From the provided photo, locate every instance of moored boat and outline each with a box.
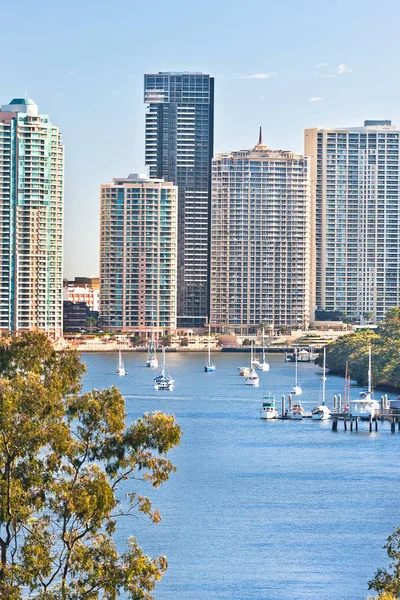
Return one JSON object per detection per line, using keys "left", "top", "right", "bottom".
{"left": 311, "top": 347, "right": 331, "bottom": 420}
{"left": 116, "top": 350, "right": 127, "bottom": 376}
{"left": 289, "top": 402, "right": 304, "bottom": 420}
{"left": 291, "top": 348, "right": 302, "bottom": 395}
{"left": 256, "top": 329, "right": 269, "bottom": 371}
{"left": 260, "top": 393, "right": 279, "bottom": 419}
{"left": 246, "top": 368, "right": 259, "bottom": 387}
{"left": 349, "top": 347, "right": 379, "bottom": 419}
{"left": 154, "top": 348, "right": 174, "bottom": 391}
{"left": 204, "top": 325, "right": 216, "bottom": 372}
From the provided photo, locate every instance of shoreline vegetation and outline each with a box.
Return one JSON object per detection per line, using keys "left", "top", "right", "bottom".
{"left": 316, "top": 308, "right": 400, "bottom": 393}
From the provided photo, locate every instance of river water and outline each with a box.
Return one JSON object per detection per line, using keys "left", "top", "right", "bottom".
{"left": 81, "top": 352, "right": 400, "bottom": 600}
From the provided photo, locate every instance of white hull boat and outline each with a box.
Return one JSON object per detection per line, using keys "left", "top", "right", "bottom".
{"left": 311, "top": 405, "right": 331, "bottom": 420}
{"left": 154, "top": 349, "right": 174, "bottom": 391}
{"left": 204, "top": 325, "right": 216, "bottom": 372}
{"left": 260, "top": 393, "right": 279, "bottom": 419}
{"left": 289, "top": 402, "right": 304, "bottom": 420}
{"left": 116, "top": 350, "right": 127, "bottom": 376}
{"left": 246, "top": 368, "right": 259, "bottom": 387}
{"left": 256, "top": 329, "right": 270, "bottom": 371}
{"left": 311, "top": 347, "right": 331, "bottom": 421}
{"left": 146, "top": 339, "right": 158, "bottom": 368}
{"left": 349, "top": 347, "right": 379, "bottom": 419}
{"left": 238, "top": 366, "right": 251, "bottom": 376}
{"left": 291, "top": 348, "right": 302, "bottom": 395}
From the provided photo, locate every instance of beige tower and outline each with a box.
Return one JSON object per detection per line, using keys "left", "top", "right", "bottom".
{"left": 211, "top": 130, "right": 311, "bottom": 333}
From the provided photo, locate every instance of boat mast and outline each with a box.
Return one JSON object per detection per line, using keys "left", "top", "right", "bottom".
{"left": 162, "top": 348, "right": 166, "bottom": 377}
{"left": 322, "top": 347, "right": 326, "bottom": 405}
{"left": 344, "top": 361, "right": 348, "bottom": 408}
{"left": 208, "top": 324, "right": 211, "bottom": 364}
{"left": 262, "top": 328, "right": 265, "bottom": 363}
{"left": 250, "top": 340, "right": 253, "bottom": 368}
{"left": 368, "top": 345, "right": 372, "bottom": 395}
{"left": 294, "top": 348, "right": 298, "bottom": 386}
{"left": 119, "top": 349, "right": 122, "bottom": 369}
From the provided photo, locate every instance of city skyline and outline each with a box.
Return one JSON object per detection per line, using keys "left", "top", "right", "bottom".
{"left": 1, "top": 0, "right": 398, "bottom": 278}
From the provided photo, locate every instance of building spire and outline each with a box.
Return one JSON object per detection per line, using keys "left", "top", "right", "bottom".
{"left": 254, "top": 126, "right": 268, "bottom": 151}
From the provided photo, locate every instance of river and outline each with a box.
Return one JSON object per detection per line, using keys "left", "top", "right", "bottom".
{"left": 81, "top": 352, "right": 400, "bottom": 600}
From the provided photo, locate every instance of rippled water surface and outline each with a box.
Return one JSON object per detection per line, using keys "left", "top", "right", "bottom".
{"left": 81, "top": 352, "right": 400, "bottom": 600}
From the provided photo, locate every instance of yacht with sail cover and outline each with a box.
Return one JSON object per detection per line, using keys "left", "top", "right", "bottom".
{"left": 146, "top": 340, "right": 158, "bottom": 368}
{"left": 116, "top": 350, "right": 127, "bottom": 376}
{"left": 204, "top": 325, "right": 216, "bottom": 372}
{"left": 154, "top": 348, "right": 174, "bottom": 391}
{"left": 245, "top": 341, "right": 260, "bottom": 387}
{"left": 291, "top": 348, "right": 302, "bottom": 395}
{"left": 349, "top": 346, "right": 379, "bottom": 419}
{"left": 312, "top": 347, "right": 331, "bottom": 420}
{"left": 260, "top": 393, "right": 279, "bottom": 419}
{"left": 256, "top": 329, "right": 270, "bottom": 371}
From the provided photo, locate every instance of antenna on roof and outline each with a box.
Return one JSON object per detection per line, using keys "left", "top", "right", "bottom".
{"left": 258, "top": 126, "right": 262, "bottom": 145}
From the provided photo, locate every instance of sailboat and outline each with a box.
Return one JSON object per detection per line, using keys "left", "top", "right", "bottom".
{"left": 349, "top": 346, "right": 379, "bottom": 419}
{"left": 343, "top": 361, "right": 350, "bottom": 413}
{"left": 291, "top": 348, "right": 302, "bottom": 395}
{"left": 116, "top": 350, "right": 127, "bottom": 376}
{"left": 146, "top": 339, "right": 158, "bottom": 368}
{"left": 312, "top": 347, "right": 331, "bottom": 420}
{"left": 154, "top": 348, "right": 174, "bottom": 391}
{"left": 245, "top": 341, "right": 259, "bottom": 387}
{"left": 204, "top": 325, "right": 216, "bottom": 372}
{"left": 256, "top": 329, "right": 269, "bottom": 371}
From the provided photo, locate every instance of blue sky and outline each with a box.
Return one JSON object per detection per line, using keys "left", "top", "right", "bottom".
{"left": 1, "top": 0, "right": 398, "bottom": 277}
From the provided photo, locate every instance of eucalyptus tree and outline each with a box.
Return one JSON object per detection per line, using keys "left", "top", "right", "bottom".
{"left": 0, "top": 332, "right": 181, "bottom": 599}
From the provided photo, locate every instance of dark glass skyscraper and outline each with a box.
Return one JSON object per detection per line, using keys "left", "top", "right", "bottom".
{"left": 144, "top": 72, "right": 214, "bottom": 327}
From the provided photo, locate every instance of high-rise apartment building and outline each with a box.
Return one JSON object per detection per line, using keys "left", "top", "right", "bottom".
{"left": 210, "top": 133, "right": 311, "bottom": 332}
{"left": 0, "top": 98, "right": 64, "bottom": 337}
{"left": 100, "top": 174, "right": 178, "bottom": 333}
{"left": 144, "top": 72, "right": 214, "bottom": 327}
{"left": 305, "top": 121, "right": 400, "bottom": 322}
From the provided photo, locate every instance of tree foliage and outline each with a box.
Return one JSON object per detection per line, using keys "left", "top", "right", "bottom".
{"left": 368, "top": 527, "right": 400, "bottom": 598}
{"left": 315, "top": 308, "right": 400, "bottom": 389}
{"left": 0, "top": 332, "right": 181, "bottom": 599}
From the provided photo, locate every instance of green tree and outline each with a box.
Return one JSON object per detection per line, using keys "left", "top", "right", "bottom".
{"left": 180, "top": 337, "right": 189, "bottom": 347}
{"left": 86, "top": 315, "right": 98, "bottom": 333}
{"left": 368, "top": 527, "right": 400, "bottom": 598}
{"left": 160, "top": 335, "right": 172, "bottom": 347}
{"left": 0, "top": 332, "right": 181, "bottom": 599}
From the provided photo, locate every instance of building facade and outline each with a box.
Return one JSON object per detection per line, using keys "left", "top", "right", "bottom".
{"left": 210, "top": 133, "right": 311, "bottom": 333}
{"left": 63, "top": 283, "right": 100, "bottom": 313}
{"left": 305, "top": 121, "right": 400, "bottom": 322}
{"left": 0, "top": 98, "right": 64, "bottom": 337}
{"left": 100, "top": 174, "right": 178, "bottom": 333}
{"left": 144, "top": 72, "right": 214, "bottom": 327}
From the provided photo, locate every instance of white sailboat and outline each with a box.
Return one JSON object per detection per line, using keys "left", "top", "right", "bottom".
{"left": 116, "top": 350, "right": 127, "bottom": 376}
{"left": 256, "top": 329, "right": 269, "bottom": 371}
{"left": 349, "top": 346, "right": 379, "bottom": 419}
{"left": 291, "top": 348, "right": 302, "bottom": 395}
{"left": 204, "top": 325, "right": 216, "bottom": 372}
{"left": 260, "top": 392, "right": 279, "bottom": 419}
{"left": 146, "top": 339, "right": 158, "bottom": 368}
{"left": 312, "top": 347, "right": 331, "bottom": 420}
{"left": 154, "top": 348, "right": 174, "bottom": 391}
{"left": 246, "top": 341, "right": 259, "bottom": 387}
